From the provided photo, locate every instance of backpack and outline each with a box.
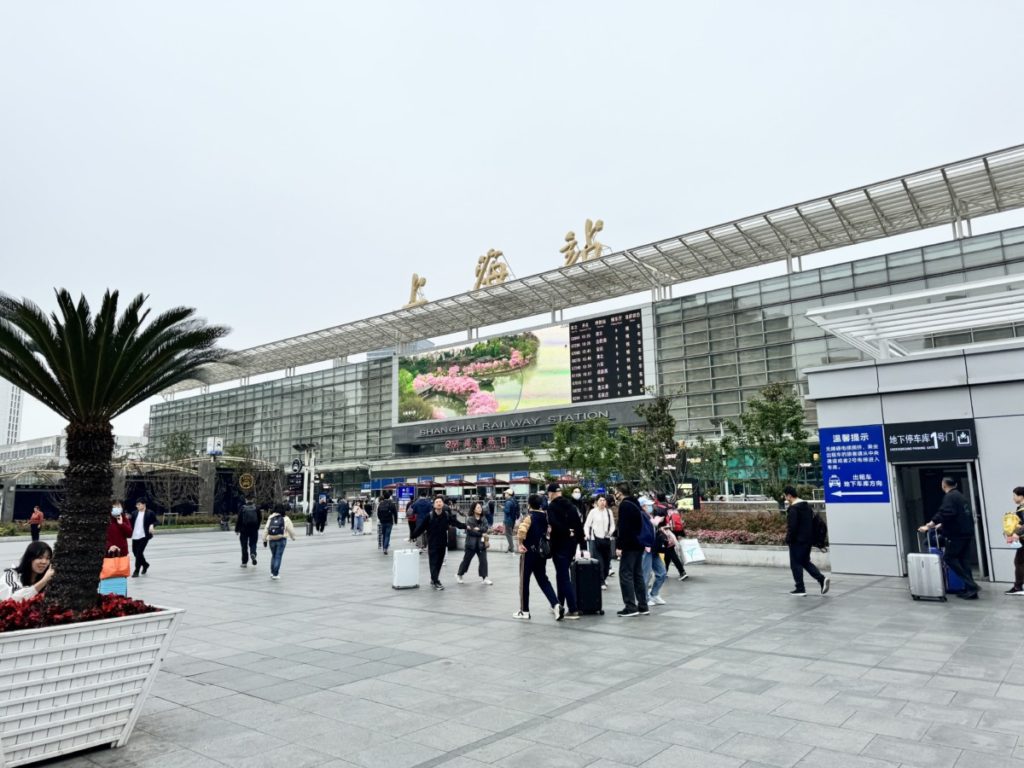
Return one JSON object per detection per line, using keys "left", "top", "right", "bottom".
{"left": 1003, "top": 510, "right": 1022, "bottom": 537}
{"left": 811, "top": 510, "right": 829, "bottom": 551}
{"left": 267, "top": 513, "right": 285, "bottom": 537}
{"left": 638, "top": 512, "right": 656, "bottom": 549}
{"left": 240, "top": 504, "right": 259, "bottom": 528}
{"left": 667, "top": 510, "right": 684, "bottom": 534}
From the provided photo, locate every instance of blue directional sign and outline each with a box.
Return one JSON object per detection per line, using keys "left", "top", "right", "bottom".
{"left": 819, "top": 424, "right": 890, "bottom": 504}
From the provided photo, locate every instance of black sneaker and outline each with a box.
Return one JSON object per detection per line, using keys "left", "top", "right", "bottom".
{"left": 564, "top": 611, "right": 581, "bottom": 620}
{"left": 637, "top": 607, "right": 650, "bottom": 615}
{"left": 435, "top": 582, "right": 445, "bottom": 591}
{"left": 251, "top": 556, "right": 257, "bottom": 566}
{"left": 556, "top": 605, "right": 565, "bottom": 621}
{"left": 616, "top": 608, "right": 639, "bottom": 618}
{"left": 141, "top": 564, "right": 149, "bottom": 575}
{"left": 678, "top": 573, "right": 688, "bottom": 581}
{"left": 820, "top": 576, "right": 830, "bottom": 595}
{"left": 240, "top": 563, "right": 247, "bottom": 568}
{"left": 789, "top": 589, "right": 807, "bottom": 596}
{"left": 1006, "top": 587, "right": 1024, "bottom": 595}
{"left": 957, "top": 591, "right": 978, "bottom": 600}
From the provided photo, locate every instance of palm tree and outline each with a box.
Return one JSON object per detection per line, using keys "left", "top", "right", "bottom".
{"left": 0, "top": 290, "right": 229, "bottom": 611}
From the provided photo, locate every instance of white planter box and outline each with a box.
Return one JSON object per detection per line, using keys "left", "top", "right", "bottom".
{"left": 699, "top": 544, "right": 831, "bottom": 570}
{"left": 0, "top": 606, "right": 183, "bottom": 768}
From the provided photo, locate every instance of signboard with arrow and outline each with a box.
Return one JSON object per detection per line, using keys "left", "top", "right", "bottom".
{"left": 819, "top": 424, "right": 891, "bottom": 504}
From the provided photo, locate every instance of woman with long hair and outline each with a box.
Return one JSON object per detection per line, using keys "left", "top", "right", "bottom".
{"left": 1, "top": 541, "right": 55, "bottom": 602}
{"left": 457, "top": 502, "right": 492, "bottom": 585}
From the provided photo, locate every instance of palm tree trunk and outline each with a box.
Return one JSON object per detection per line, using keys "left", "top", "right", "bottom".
{"left": 47, "top": 420, "right": 115, "bottom": 611}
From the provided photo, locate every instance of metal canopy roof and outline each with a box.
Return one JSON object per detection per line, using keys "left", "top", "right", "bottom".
{"left": 806, "top": 274, "right": 1024, "bottom": 359}
{"left": 166, "top": 143, "right": 1024, "bottom": 394}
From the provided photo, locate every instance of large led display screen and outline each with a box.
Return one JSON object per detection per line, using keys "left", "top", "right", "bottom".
{"left": 396, "top": 310, "right": 646, "bottom": 424}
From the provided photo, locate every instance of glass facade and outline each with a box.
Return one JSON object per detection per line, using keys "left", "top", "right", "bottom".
{"left": 149, "top": 359, "right": 393, "bottom": 465}
{"left": 655, "top": 227, "right": 1024, "bottom": 438}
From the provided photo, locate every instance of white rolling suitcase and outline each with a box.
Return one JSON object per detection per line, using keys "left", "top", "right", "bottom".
{"left": 392, "top": 549, "right": 420, "bottom": 589}
{"left": 908, "top": 532, "right": 946, "bottom": 602}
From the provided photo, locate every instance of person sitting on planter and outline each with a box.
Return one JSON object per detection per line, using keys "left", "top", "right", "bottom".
{"left": 1, "top": 541, "right": 55, "bottom": 602}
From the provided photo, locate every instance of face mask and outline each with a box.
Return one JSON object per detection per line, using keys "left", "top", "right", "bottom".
{"left": 572, "top": 491, "right": 581, "bottom": 500}
{"left": 111, "top": 508, "right": 122, "bottom": 516}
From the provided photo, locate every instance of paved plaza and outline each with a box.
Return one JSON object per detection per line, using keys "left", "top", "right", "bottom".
{"left": 9, "top": 529, "right": 1024, "bottom": 768}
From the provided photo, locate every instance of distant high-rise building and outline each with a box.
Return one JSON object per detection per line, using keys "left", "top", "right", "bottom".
{"left": 0, "top": 382, "right": 22, "bottom": 446}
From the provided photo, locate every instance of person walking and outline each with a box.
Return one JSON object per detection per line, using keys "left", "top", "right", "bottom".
{"left": 411, "top": 496, "right": 465, "bottom": 590}
{"left": 337, "top": 497, "right": 350, "bottom": 528}
{"left": 262, "top": 503, "right": 296, "bottom": 580}
{"left": 313, "top": 498, "right": 329, "bottom": 535}
{"left": 1005, "top": 487, "right": 1024, "bottom": 595}
{"left": 408, "top": 494, "right": 432, "bottom": 546}
{"left": 584, "top": 494, "right": 615, "bottom": 588}
{"left": 502, "top": 490, "right": 520, "bottom": 554}
{"left": 130, "top": 499, "right": 157, "bottom": 577}
{"left": 376, "top": 490, "right": 398, "bottom": 555}
{"left": 235, "top": 497, "right": 262, "bottom": 567}
{"left": 785, "top": 486, "right": 830, "bottom": 596}
{"left": 28, "top": 505, "right": 44, "bottom": 542}
{"left": 547, "top": 483, "right": 588, "bottom": 620}
{"left": 640, "top": 497, "right": 669, "bottom": 607}
{"left": 457, "top": 502, "right": 492, "bottom": 585}
{"left": 107, "top": 500, "right": 133, "bottom": 558}
{"left": 918, "top": 477, "right": 978, "bottom": 600}
{"left": 513, "top": 493, "right": 560, "bottom": 620}
{"left": 485, "top": 496, "right": 496, "bottom": 528}
{"left": 613, "top": 484, "right": 649, "bottom": 617}
{"left": 352, "top": 501, "right": 366, "bottom": 535}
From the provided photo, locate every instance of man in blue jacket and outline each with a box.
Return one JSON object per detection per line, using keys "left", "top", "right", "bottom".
{"left": 503, "top": 490, "right": 520, "bottom": 553}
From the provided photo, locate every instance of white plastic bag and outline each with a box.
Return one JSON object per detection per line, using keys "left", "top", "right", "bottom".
{"left": 679, "top": 538, "right": 706, "bottom": 564}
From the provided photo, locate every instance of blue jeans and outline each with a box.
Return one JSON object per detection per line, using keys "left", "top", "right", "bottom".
{"left": 354, "top": 516, "right": 364, "bottom": 533}
{"left": 269, "top": 539, "right": 287, "bottom": 576}
{"left": 380, "top": 522, "right": 393, "bottom": 552}
{"left": 643, "top": 551, "right": 667, "bottom": 598}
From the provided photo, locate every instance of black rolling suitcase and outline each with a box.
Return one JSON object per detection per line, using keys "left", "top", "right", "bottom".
{"left": 571, "top": 557, "right": 604, "bottom": 615}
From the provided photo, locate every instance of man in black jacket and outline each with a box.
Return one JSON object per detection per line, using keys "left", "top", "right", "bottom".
{"left": 235, "top": 497, "right": 262, "bottom": 568}
{"left": 547, "top": 483, "right": 588, "bottom": 620}
{"left": 130, "top": 500, "right": 158, "bottom": 578}
{"left": 376, "top": 490, "right": 398, "bottom": 555}
{"left": 408, "top": 495, "right": 432, "bottom": 548}
{"left": 411, "top": 496, "right": 466, "bottom": 590}
{"left": 613, "top": 483, "right": 648, "bottom": 617}
{"left": 918, "top": 477, "right": 980, "bottom": 599}
{"left": 784, "top": 486, "right": 829, "bottom": 596}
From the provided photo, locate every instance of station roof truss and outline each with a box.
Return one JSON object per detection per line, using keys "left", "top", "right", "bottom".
{"left": 806, "top": 274, "right": 1024, "bottom": 360}
{"left": 165, "top": 143, "right": 1024, "bottom": 394}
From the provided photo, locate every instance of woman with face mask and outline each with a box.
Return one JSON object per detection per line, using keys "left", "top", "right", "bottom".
{"left": 107, "top": 499, "right": 134, "bottom": 558}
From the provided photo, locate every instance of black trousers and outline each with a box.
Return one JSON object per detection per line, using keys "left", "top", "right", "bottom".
{"left": 590, "top": 538, "right": 612, "bottom": 581}
{"left": 552, "top": 544, "right": 578, "bottom": 612}
{"left": 789, "top": 544, "right": 824, "bottom": 591}
{"left": 944, "top": 536, "right": 980, "bottom": 594}
{"left": 458, "top": 544, "right": 488, "bottom": 578}
{"left": 618, "top": 549, "right": 647, "bottom": 611}
{"left": 30, "top": 525, "right": 40, "bottom": 542}
{"left": 519, "top": 551, "right": 557, "bottom": 613}
{"left": 428, "top": 544, "right": 446, "bottom": 584}
{"left": 131, "top": 538, "right": 150, "bottom": 572}
{"left": 239, "top": 529, "right": 258, "bottom": 563}
{"left": 665, "top": 545, "right": 686, "bottom": 576}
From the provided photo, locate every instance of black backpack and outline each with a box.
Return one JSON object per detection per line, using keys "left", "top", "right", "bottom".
{"left": 241, "top": 504, "right": 259, "bottom": 528}
{"left": 811, "top": 510, "right": 829, "bottom": 551}
{"left": 267, "top": 513, "right": 285, "bottom": 537}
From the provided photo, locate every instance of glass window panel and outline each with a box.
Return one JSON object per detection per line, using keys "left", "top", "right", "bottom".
{"left": 761, "top": 288, "right": 790, "bottom": 304}
{"left": 961, "top": 233, "right": 1001, "bottom": 253}
{"left": 962, "top": 247, "right": 1005, "bottom": 268}
{"left": 853, "top": 257, "right": 886, "bottom": 274}
{"left": 820, "top": 276, "right": 854, "bottom": 293}
{"left": 790, "top": 282, "right": 822, "bottom": 300}
{"left": 924, "top": 255, "right": 964, "bottom": 275}
{"left": 733, "top": 283, "right": 760, "bottom": 297}
{"left": 923, "top": 241, "right": 962, "bottom": 259}
{"left": 820, "top": 262, "right": 852, "bottom": 279}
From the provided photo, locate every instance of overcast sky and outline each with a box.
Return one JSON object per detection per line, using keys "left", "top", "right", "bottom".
{"left": 3, "top": 1, "right": 1024, "bottom": 442}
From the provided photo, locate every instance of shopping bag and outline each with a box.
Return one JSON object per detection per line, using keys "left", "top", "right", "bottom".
{"left": 98, "top": 577, "right": 128, "bottom": 596}
{"left": 679, "top": 538, "right": 706, "bottom": 565}
{"left": 100, "top": 555, "right": 130, "bottom": 579}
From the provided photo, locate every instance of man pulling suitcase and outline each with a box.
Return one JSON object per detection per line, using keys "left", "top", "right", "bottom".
{"left": 918, "top": 477, "right": 980, "bottom": 600}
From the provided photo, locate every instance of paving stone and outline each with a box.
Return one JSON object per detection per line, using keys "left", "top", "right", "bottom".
{"left": 713, "top": 734, "right": 811, "bottom": 768}
{"left": 923, "top": 722, "right": 1016, "bottom": 755}
{"left": 860, "top": 734, "right": 961, "bottom": 768}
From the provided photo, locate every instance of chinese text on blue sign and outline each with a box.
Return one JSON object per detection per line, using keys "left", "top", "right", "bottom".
{"left": 819, "top": 424, "right": 891, "bottom": 504}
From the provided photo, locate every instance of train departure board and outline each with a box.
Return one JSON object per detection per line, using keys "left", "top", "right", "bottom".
{"left": 569, "top": 310, "right": 645, "bottom": 403}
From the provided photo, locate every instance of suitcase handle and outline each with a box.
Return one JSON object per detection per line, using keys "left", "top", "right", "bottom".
{"left": 918, "top": 528, "right": 940, "bottom": 552}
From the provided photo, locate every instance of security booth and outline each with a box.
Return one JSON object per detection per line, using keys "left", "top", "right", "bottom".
{"left": 804, "top": 278, "right": 1024, "bottom": 582}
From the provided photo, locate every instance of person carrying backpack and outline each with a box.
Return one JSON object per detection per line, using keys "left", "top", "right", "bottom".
{"left": 376, "top": 490, "right": 399, "bottom": 555}
{"left": 262, "top": 503, "right": 296, "bottom": 580}
{"left": 784, "top": 486, "right": 830, "bottom": 596}
{"left": 236, "top": 498, "right": 262, "bottom": 568}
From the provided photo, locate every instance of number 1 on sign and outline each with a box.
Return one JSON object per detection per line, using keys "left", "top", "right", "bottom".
{"left": 930, "top": 432, "right": 938, "bottom": 449}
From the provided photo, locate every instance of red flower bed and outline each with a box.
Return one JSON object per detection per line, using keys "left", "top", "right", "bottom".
{"left": 0, "top": 593, "right": 159, "bottom": 633}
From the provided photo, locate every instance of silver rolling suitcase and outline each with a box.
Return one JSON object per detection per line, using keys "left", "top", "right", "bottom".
{"left": 908, "top": 532, "right": 946, "bottom": 602}
{"left": 392, "top": 549, "right": 420, "bottom": 589}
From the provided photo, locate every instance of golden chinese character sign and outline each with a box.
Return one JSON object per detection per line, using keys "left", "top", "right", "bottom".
{"left": 474, "top": 248, "right": 510, "bottom": 290}
{"left": 404, "top": 273, "right": 428, "bottom": 308}
{"left": 560, "top": 218, "right": 606, "bottom": 266}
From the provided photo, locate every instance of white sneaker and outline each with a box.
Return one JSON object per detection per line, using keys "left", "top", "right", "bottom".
{"left": 271, "top": 575, "right": 280, "bottom": 580}
{"left": 512, "top": 611, "right": 530, "bottom": 620}
{"left": 651, "top": 595, "right": 666, "bottom": 605}
{"left": 456, "top": 575, "right": 464, "bottom": 584}
{"left": 482, "top": 578, "right": 493, "bottom": 585}
{"left": 601, "top": 584, "right": 607, "bottom": 590}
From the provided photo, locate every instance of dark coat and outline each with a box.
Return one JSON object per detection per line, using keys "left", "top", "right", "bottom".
{"left": 548, "top": 495, "right": 586, "bottom": 554}
{"left": 130, "top": 508, "right": 158, "bottom": 540}
{"left": 411, "top": 508, "right": 465, "bottom": 548}
{"left": 931, "top": 489, "right": 973, "bottom": 539}
{"left": 464, "top": 514, "right": 488, "bottom": 551}
{"left": 786, "top": 500, "right": 814, "bottom": 546}
{"left": 615, "top": 497, "right": 645, "bottom": 551}
{"left": 377, "top": 498, "right": 399, "bottom": 526}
